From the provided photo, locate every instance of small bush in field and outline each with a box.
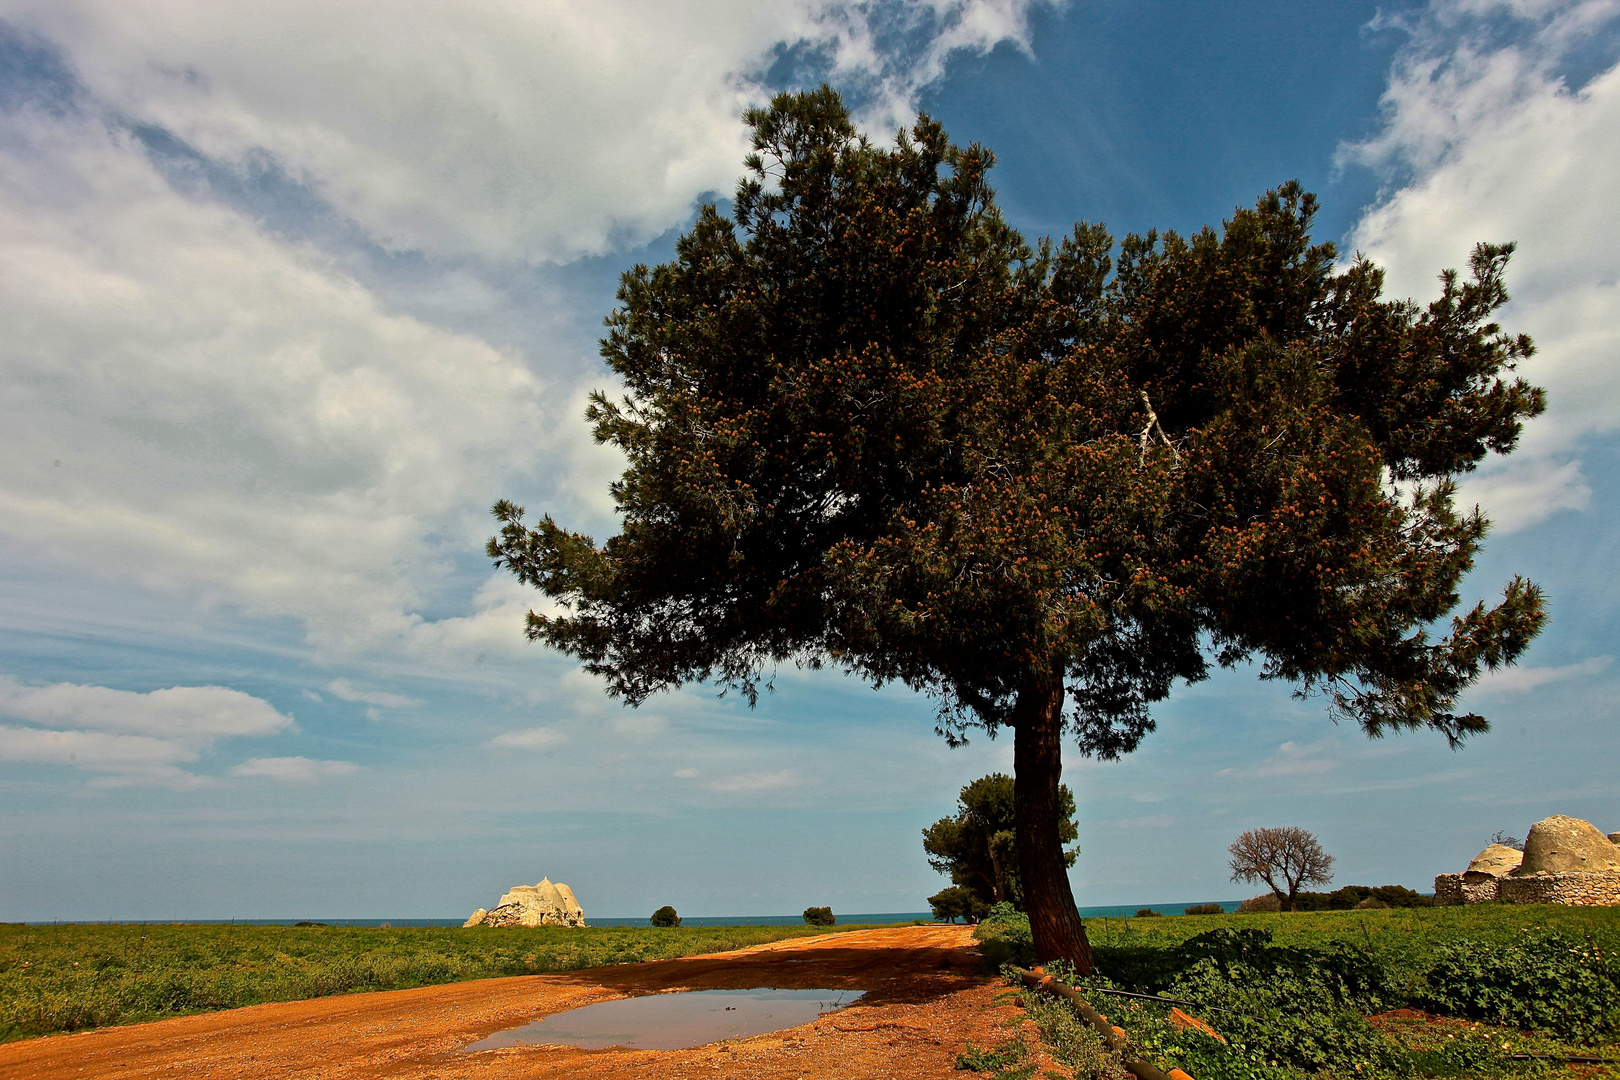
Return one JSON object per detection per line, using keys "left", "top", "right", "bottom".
{"left": 649, "top": 906, "right": 680, "bottom": 928}
{"left": 1183, "top": 904, "right": 1225, "bottom": 916}
{"left": 802, "top": 906, "right": 836, "bottom": 927}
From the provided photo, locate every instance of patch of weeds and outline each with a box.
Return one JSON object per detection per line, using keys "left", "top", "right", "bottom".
{"left": 1019, "top": 989, "right": 1127, "bottom": 1080}
{"left": 1420, "top": 930, "right": 1620, "bottom": 1042}
{"left": 956, "top": 1035, "right": 1032, "bottom": 1078}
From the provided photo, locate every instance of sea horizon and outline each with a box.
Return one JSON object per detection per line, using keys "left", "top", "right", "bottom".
{"left": 16, "top": 900, "right": 1250, "bottom": 927}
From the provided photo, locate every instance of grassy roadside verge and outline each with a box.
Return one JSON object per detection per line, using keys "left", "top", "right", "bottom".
{"left": 0, "top": 921, "right": 865, "bottom": 1042}
{"left": 972, "top": 904, "right": 1620, "bottom": 1080}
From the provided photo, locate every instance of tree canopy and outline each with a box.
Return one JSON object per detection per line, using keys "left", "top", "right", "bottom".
{"left": 1229, "top": 826, "right": 1336, "bottom": 911}
{"left": 489, "top": 87, "right": 1546, "bottom": 969}
{"left": 924, "top": 772, "right": 1077, "bottom": 912}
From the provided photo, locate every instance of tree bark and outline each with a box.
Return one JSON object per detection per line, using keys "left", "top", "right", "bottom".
{"left": 1011, "top": 667, "right": 1096, "bottom": 975}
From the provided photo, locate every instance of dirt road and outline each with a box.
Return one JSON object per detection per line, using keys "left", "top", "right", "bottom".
{"left": 0, "top": 924, "right": 1046, "bottom": 1079}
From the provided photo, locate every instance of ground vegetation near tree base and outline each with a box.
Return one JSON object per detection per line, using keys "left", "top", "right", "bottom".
{"left": 972, "top": 904, "right": 1620, "bottom": 1080}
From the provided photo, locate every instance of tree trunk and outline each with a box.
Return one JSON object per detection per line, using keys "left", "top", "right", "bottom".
{"left": 1012, "top": 668, "right": 1096, "bottom": 975}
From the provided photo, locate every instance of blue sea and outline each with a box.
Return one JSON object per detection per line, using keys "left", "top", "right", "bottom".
{"left": 27, "top": 901, "right": 1243, "bottom": 927}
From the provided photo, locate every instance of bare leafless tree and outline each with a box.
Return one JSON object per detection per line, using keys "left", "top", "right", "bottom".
{"left": 1228, "top": 826, "right": 1335, "bottom": 911}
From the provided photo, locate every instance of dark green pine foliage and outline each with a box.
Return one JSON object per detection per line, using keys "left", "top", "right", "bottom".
{"left": 489, "top": 87, "right": 1546, "bottom": 965}
{"left": 923, "top": 773, "right": 1077, "bottom": 910}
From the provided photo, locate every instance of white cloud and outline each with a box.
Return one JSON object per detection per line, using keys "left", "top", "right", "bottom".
{"left": 229, "top": 756, "right": 361, "bottom": 782}
{"left": 1342, "top": 0, "right": 1620, "bottom": 532}
{"left": 0, "top": 676, "right": 295, "bottom": 786}
{"left": 0, "top": 2, "right": 1054, "bottom": 673}
{"left": 398, "top": 573, "right": 552, "bottom": 663}
{"left": 611, "top": 714, "right": 670, "bottom": 740}
{"left": 1222, "top": 740, "right": 1339, "bottom": 779}
{"left": 1457, "top": 455, "right": 1590, "bottom": 533}
{"left": 0, "top": 103, "right": 547, "bottom": 655}
{"left": 1112, "top": 813, "right": 1176, "bottom": 829}
{"left": 707, "top": 769, "right": 800, "bottom": 793}
{"left": 1, "top": 0, "right": 1056, "bottom": 263}
{"left": 325, "top": 679, "right": 420, "bottom": 709}
{"left": 0, "top": 726, "right": 197, "bottom": 771}
{"left": 488, "top": 726, "right": 568, "bottom": 749}
{"left": 1470, "top": 654, "right": 1612, "bottom": 693}
{"left": 0, "top": 677, "right": 293, "bottom": 742}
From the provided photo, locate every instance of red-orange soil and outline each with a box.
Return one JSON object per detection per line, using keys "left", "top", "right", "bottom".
{"left": 0, "top": 924, "right": 1060, "bottom": 1079}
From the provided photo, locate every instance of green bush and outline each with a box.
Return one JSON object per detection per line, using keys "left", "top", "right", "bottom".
{"left": 930, "top": 885, "right": 990, "bottom": 924}
{"left": 1421, "top": 929, "right": 1620, "bottom": 1041}
{"left": 802, "top": 906, "right": 836, "bottom": 927}
{"left": 972, "top": 902, "right": 1034, "bottom": 969}
{"left": 649, "top": 906, "right": 680, "bottom": 928}
{"left": 1183, "top": 904, "right": 1225, "bottom": 916}
{"left": 1134, "top": 909, "right": 1162, "bottom": 918}
{"left": 1293, "top": 885, "right": 1433, "bottom": 911}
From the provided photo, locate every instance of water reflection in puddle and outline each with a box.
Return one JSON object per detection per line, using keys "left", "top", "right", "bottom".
{"left": 466, "top": 987, "right": 864, "bottom": 1051}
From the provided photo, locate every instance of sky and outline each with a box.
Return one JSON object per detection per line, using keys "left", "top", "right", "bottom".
{"left": 0, "top": 0, "right": 1616, "bottom": 921}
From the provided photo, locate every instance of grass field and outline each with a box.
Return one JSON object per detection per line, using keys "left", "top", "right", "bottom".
{"left": 0, "top": 920, "right": 865, "bottom": 1042}
{"left": 1084, "top": 901, "right": 1620, "bottom": 964}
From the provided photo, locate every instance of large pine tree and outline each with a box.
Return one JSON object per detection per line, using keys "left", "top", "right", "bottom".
{"left": 489, "top": 88, "right": 1546, "bottom": 970}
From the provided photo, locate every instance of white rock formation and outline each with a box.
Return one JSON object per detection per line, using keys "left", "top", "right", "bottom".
{"left": 464, "top": 878, "right": 585, "bottom": 928}
{"left": 1466, "top": 843, "right": 1523, "bottom": 878}
{"left": 1511, "top": 815, "right": 1620, "bottom": 875}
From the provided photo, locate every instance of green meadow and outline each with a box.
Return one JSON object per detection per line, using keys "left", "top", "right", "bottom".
{"left": 0, "top": 921, "right": 856, "bottom": 1042}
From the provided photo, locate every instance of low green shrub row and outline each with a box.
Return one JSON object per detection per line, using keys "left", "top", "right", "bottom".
{"left": 980, "top": 906, "right": 1620, "bottom": 1078}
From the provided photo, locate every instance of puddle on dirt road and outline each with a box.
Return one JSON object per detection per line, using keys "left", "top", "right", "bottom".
{"left": 465, "top": 987, "right": 865, "bottom": 1051}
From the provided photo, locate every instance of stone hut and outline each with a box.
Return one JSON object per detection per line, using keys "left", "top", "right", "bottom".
{"left": 1436, "top": 816, "right": 1620, "bottom": 906}
{"left": 464, "top": 878, "right": 586, "bottom": 927}
{"left": 1433, "top": 843, "right": 1521, "bottom": 904}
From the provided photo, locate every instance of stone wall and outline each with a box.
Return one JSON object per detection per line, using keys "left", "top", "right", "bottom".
{"left": 1497, "top": 871, "right": 1620, "bottom": 906}
{"left": 1433, "top": 874, "right": 1504, "bottom": 905}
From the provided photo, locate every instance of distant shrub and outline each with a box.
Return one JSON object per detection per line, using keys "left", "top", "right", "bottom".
{"left": 928, "top": 885, "right": 989, "bottom": 924}
{"left": 802, "top": 906, "right": 836, "bottom": 927}
{"left": 1295, "top": 885, "right": 1433, "bottom": 911}
{"left": 1369, "top": 884, "right": 1433, "bottom": 908}
{"left": 1237, "top": 894, "right": 1281, "bottom": 913}
{"left": 1183, "top": 904, "right": 1225, "bottom": 916}
{"left": 650, "top": 906, "right": 680, "bottom": 928}
{"left": 1135, "top": 909, "right": 1162, "bottom": 918}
